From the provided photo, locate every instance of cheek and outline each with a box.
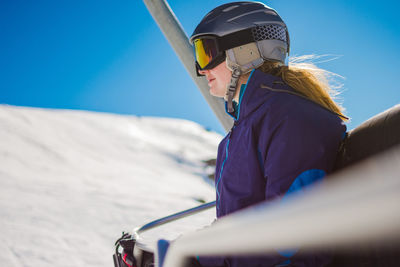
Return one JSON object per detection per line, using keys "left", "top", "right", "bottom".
{"left": 210, "top": 62, "right": 232, "bottom": 90}
{"left": 217, "top": 67, "right": 232, "bottom": 85}
{"left": 220, "top": 73, "right": 230, "bottom": 86}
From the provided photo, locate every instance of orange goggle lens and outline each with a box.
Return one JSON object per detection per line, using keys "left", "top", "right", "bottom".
{"left": 194, "top": 38, "right": 219, "bottom": 69}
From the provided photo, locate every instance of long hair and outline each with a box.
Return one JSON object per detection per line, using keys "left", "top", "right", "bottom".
{"left": 258, "top": 55, "right": 348, "bottom": 121}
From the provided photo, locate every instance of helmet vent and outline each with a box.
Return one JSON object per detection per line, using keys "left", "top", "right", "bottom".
{"left": 223, "top": 5, "right": 239, "bottom": 12}
{"left": 252, "top": 24, "right": 287, "bottom": 42}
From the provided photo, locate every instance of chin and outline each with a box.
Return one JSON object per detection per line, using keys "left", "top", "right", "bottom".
{"left": 209, "top": 88, "right": 225, "bottom": 98}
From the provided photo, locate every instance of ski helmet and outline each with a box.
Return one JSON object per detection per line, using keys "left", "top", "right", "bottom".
{"left": 190, "top": 1, "right": 290, "bottom": 112}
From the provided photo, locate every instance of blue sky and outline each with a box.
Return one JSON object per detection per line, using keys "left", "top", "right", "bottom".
{"left": 1, "top": 0, "right": 399, "bottom": 134}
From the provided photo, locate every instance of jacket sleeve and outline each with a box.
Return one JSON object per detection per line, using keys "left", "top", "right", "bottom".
{"left": 258, "top": 112, "right": 342, "bottom": 265}
{"left": 261, "top": 113, "right": 338, "bottom": 202}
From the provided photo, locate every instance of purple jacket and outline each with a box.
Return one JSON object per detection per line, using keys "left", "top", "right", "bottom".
{"left": 199, "top": 70, "right": 346, "bottom": 267}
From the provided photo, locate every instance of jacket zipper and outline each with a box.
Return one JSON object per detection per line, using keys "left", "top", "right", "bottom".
{"left": 216, "top": 122, "right": 237, "bottom": 213}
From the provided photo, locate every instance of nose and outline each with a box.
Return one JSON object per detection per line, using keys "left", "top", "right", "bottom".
{"left": 198, "top": 69, "right": 208, "bottom": 76}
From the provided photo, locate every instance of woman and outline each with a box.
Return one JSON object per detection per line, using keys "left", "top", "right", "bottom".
{"left": 188, "top": 1, "right": 347, "bottom": 267}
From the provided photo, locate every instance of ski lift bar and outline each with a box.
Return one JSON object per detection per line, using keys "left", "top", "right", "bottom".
{"left": 134, "top": 201, "right": 216, "bottom": 235}
{"left": 142, "top": 0, "right": 233, "bottom": 132}
{"left": 131, "top": 201, "right": 216, "bottom": 267}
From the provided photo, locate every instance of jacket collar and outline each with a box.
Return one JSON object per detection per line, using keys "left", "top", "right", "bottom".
{"left": 225, "top": 69, "right": 291, "bottom": 122}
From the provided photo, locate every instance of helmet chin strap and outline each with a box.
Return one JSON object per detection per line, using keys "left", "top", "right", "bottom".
{"left": 225, "top": 67, "right": 242, "bottom": 113}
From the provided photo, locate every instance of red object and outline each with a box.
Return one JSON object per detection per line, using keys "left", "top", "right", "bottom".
{"left": 123, "top": 253, "right": 134, "bottom": 267}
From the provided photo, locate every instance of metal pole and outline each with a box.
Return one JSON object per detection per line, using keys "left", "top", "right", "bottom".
{"left": 142, "top": 0, "right": 233, "bottom": 132}
{"left": 135, "top": 201, "right": 216, "bottom": 234}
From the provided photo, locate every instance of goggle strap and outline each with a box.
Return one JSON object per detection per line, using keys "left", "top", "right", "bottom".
{"left": 219, "top": 25, "right": 290, "bottom": 53}
{"left": 219, "top": 28, "right": 254, "bottom": 51}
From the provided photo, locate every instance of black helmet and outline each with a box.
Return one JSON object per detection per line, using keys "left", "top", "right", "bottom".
{"left": 190, "top": 1, "right": 289, "bottom": 72}
{"left": 190, "top": 2, "right": 290, "bottom": 112}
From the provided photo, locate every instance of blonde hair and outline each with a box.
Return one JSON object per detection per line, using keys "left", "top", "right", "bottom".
{"left": 259, "top": 55, "right": 348, "bottom": 121}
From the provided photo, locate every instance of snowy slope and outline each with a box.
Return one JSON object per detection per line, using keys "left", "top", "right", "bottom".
{"left": 0, "top": 105, "right": 222, "bottom": 267}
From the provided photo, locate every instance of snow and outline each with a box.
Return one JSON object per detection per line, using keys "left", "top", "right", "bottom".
{"left": 0, "top": 105, "right": 222, "bottom": 267}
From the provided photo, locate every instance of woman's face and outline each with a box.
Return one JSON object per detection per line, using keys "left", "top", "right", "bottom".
{"left": 198, "top": 62, "right": 232, "bottom": 98}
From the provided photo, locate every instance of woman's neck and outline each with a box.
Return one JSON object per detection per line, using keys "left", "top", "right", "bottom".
{"left": 233, "top": 72, "right": 251, "bottom": 102}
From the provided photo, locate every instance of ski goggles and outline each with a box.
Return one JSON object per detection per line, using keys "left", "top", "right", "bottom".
{"left": 193, "top": 36, "right": 226, "bottom": 76}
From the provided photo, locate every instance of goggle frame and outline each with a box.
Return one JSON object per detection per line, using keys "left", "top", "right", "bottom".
{"left": 193, "top": 36, "right": 226, "bottom": 77}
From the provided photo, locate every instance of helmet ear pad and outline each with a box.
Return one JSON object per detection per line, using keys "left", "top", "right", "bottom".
{"left": 226, "top": 42, "right": 264, "bottom": 74}
{"left": 226, "top": 40, "right": 288, "bottom": 74}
